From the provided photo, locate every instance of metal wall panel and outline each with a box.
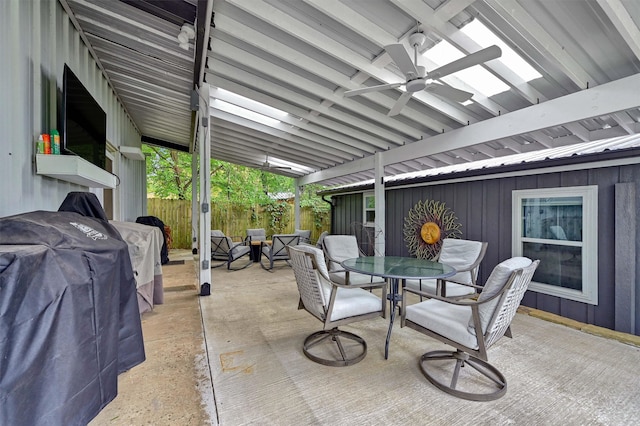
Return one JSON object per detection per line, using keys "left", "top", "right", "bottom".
{"left": 331, "top": 163, "right": 640, "bottom": 335}
{"left": 0, "top": 0, "right": 144, "bottom": 220}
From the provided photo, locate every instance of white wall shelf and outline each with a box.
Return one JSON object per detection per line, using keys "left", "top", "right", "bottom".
{"left": 119, "top": 146, "right": 145, "bottom": 161}
{"left": 36, "top": 154, "right": 117, "bottom": 188}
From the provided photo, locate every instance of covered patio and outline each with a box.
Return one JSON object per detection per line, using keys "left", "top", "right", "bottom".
{"left": 91, "top": 250, "right": 640, "bottom": 425}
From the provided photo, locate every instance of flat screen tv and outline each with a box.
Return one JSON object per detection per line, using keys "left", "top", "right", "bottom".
{"left": 62, "top": 64, "right": 107, "bottom": 169}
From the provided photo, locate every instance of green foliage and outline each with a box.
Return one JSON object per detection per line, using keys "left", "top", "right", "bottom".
{"left": 143, "top": 145, "right": 193, "bottom": 200}
{"left": 299, "top": 184, "right": 331, "bottom": 229}
{"left": 265, "top": 201, "right": 290, "bottom": 234}
{"left": 142, "top": 145, "right": 329, "bottom": 220}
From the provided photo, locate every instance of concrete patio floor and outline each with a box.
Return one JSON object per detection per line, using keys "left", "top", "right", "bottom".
{"left": 91, "top": 250, "right": 640, "bottom": 425}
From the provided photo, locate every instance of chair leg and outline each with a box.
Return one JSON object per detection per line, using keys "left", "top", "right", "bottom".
{"left": 303, "top": 327, "right": 367, "bottom": 367}
{"left": 418, "top": 349, "right": 507, "bottom": 401}
{"left": 227, "top": 257, "right": 253, "bottom": 270}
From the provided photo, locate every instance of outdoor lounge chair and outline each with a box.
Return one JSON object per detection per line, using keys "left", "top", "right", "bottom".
{"left": 260, "top": 233, "right": 300, "bottom": 271}
{"left": 315, "top": 231, "right": 329, "bottom": 249}
{"left": 401, "top": 257, "right": 539, "bottom": 401}
{"left": 210, "top": 230, "right": 251, "bottom": 270}
{"left": 287, "top": 245, "right": 387, "bottom": 366}
{"left": 405, "top": 238, "right": 488, "bottom": 299}
{"left": 294, "top": 229, "right": 312, "bottom": 245}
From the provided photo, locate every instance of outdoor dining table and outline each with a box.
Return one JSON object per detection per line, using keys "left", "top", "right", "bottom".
{"left": 249, "top": 239, "right": 271, "bottom": 262}
{"left": 341, "top": 256, "right": 456, "bottom": 359}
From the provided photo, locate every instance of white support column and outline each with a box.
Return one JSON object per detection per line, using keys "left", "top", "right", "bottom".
{"left": 198, "top": 83, "right": 212, "bottom": 294}
{"left": 374, "top": 151, "right": 385, "bottom": 256}
{"left": 191, "top": 142, "right": 198, "bottom": 254}
{"left": 294, "top": 179, "right": 301, "bottom": 230}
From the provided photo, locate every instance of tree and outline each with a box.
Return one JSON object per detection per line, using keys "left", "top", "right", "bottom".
{"left": 143, "top": 145, "right": 297, "bottom": 203}
{"left": 144, "top": 145, "right": 192, "bottom": 199}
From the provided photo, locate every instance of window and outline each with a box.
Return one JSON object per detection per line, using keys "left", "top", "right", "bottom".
{"left": 363, "top": 192, "right": 375, "bottom": 226}
{"left": 512, "top": 186, "right": 598, "bottom": 304}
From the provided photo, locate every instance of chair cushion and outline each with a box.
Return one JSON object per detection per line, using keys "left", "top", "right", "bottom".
{"left": 405, "top": 299, "right": 478, "bottom": 349}
{"left": 404, "top": 279, "right": 475, "bottom": 297}
{"left": 330, "top": 287, "right": 382, "bottom": 322}
{"left": 292, "top": 245, "right": 332, "bottom": 305}
{"left": 323, "top": 235, "right": 360, "bottom": 271}
{"left": 211, "top": 230, "right": 225, "bottom": 237}
{"left": 438, "top": 239, "right": 484, "bottom": 285}
{"left": 470, "top": 257, "right": 532, "bottom": 333}
{"left": 246, "top": 228, "right": 266, "bottom": 240}
{"left": 292, "top": 244, "right": 329, "bottom": 278}
{"left": 230, "top": 244, "right": 250, "bottom": 259}
{"left": 294, "top": 229, "right": 311, "bottom": 244}
{"left": 316, "top": 231, "right": 328, "bottom": 249}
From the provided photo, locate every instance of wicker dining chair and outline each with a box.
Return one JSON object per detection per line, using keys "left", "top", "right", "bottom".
{"left": 288, "top": 245, "right": 386, "bottom": 366}
{"left": 401, "top": 257, "right": 539, "bottom": 401}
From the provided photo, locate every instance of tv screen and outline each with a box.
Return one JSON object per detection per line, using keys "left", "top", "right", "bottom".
{"left": 62, "top": 64, "right": 107, "bottom": 169}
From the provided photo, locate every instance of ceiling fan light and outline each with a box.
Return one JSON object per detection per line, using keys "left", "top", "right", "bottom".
{"left": 179, "top": 41, "right": 190, "bottom": 50}
{"left": 180, "top": 24, "right": 195, "bottom": 39}
{"left": 177, "top": 31, "right": 190, "bottom": 44}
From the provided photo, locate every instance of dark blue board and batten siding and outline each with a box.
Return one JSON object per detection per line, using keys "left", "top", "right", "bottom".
{"left": 326, "top": 161, "right": 640, "bottom": 336}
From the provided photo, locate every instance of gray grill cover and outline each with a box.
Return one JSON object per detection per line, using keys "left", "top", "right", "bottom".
{"left": 0, "top": 211, "right": 145, "bottom": 425}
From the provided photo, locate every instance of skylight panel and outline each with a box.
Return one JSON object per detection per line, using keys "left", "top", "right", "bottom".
{"left": 461, "top": 19, "right": 542, "bottom": 82}
{"left": 211, "top": 99, "right": 282, "bottom": 128}
{"left": 423, "top": 40, "right": 510, "bottom": 97}
{"left": 214, "top": 88, "right": 288, "bottom": 118}
{"left": 210, "top": 87, "right": 289, "bottom": 129}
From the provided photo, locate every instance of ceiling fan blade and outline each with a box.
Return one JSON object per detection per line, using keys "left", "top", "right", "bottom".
{"left": 427, "top": 45, "right": 502, "bottom": 79}
{"left": 388, "top": 91, "right": 413, "bottom": 116}
{"left": 344, "top": 82, "right": 403, "bottom": 97}
{"left": 384, "top": 44, "right": 418, "bottom": 77}
{"left": 424, "top": 83, "right": 474, "bottom": 103}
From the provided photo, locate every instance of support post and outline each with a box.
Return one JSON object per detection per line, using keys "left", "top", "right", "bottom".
{"left": 374, "top": 152, "right": 385, "bottom": 256}
{"left": 615, "top": 182, "right": 636, "bottom": 333}
{"left": 294, "top": 180, "right": 301, "bottom": 230}
{"left": 198, "top": 83, "right": 211, "bottom": 295}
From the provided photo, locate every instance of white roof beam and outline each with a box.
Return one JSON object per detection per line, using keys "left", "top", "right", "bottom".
{"left": 301, "top": 73, "right": 640, "bottom": 185}
{"left": 206, "top": 60, "right": 408, "bottom": 147}
{"left": 611, "top": 112, "right": 637, "bottom": 135}
{"left": 392, "top": 0, "right": 545, "bottom": 104}
{"left": 563, "top": 123, "right": 591, "bottom": 142}
{"left": 208, "top": 74, "right": 400, "bottom": 150}
{"left": 302, "top": 0, "right": 482, "bottom": 123}
{"left": 225, "top": 0, "right": 474, "bottom": 125}
{"left": 434, "top": 0, "right": 476, "bottom": 21}
{"left": 481, "top": 0, "right": 591, "bottom": 89}
{"left": 211, "top": 18, "right": 449, "bottom": 134}
{"left": 597, "top": 0, "right": 640, "bottom": 61}
{"left": 208, "top": 41, "right": 423, "bottom": 140}
{"left": 210, "top": 84, "right": 393, "bottom": 152}
{"left": 209, "top": 109, "right": 358, "bottom": 159}
{"left": 211, "top": 129, "right": 334, "bottom": 169}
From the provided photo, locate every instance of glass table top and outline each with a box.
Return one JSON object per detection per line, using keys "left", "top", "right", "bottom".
{"left": 341, "top": 256, "right": 456, "bottom": 280}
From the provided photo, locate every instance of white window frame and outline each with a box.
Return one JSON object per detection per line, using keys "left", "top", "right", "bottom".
{"left": 363, "top": 192, "right": 375, "bottom": 227}
{"left": 512, "top": 186, "right": 598, "bottom": 305}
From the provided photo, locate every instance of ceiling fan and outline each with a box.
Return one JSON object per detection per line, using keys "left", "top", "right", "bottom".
{"left": 259, "top": 154, "right": 291, "bottom": 172}
{"left": 344, "top": 32, "right": 502, "bottom": 116}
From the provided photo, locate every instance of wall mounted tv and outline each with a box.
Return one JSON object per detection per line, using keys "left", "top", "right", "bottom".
{"left": 62, "top": 64, "right": 107, "bottom": 169}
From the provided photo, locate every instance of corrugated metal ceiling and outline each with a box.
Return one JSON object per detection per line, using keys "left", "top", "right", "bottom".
{"left": 63, "top": 0, "right": 640, "bottom": 187}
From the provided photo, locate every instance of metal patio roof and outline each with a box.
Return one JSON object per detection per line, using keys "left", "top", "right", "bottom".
{"left": 62, "top": 0, "right": 640, "bottom": 187}
{"left": 318, "top": 133, "right": 640, "bottom": 193}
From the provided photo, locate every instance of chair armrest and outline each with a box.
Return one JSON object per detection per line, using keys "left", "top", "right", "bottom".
{"left": 331, "top": 279, "right": 387, "bottom": 290}
{"left": 403, "top": 285, "right": 501, "bottom": 307}
{"left": 438, "top": 279, "right": 484, "bottom": 290}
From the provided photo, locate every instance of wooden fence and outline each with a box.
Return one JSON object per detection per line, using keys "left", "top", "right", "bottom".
{"left": 147, "top": 198, "right": 330, "bottom": 249}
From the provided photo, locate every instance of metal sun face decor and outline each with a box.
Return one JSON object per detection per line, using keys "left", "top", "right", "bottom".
{"left": 403, "top": 199, "right": 462, "bottom": 260}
